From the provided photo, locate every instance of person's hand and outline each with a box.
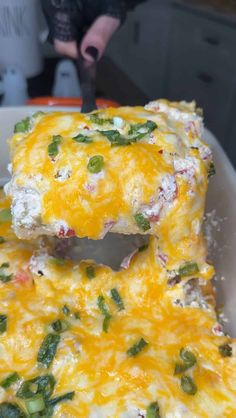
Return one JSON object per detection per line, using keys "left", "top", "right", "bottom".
{"left": 53, "top": 15, "right": 120, "bottom": 63}
{"left": 80, "top": 15, "right": 120, "bottom": 63}
{"left": 54, "top": 39, "right": 78, "bottom": 59}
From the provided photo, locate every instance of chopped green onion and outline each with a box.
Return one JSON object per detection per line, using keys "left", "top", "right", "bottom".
{"left": 0, "top": 208, "right": 12, "bottom": 223}
{"left": 62, "top": 305, "right": 70, "bottom": 316}
{"left": 101, "top": 120, "right": 157, "bottom": 146}
{"left": 101, "top": 315, "right": 111, "bottom": 333}
{"left": 0, "top": 402, "right": 26, "bottom": 417}
{"left": 127, "top": 338, "right": 148, "bottom": 357}
{"left": 174, "top": 363, "right": 191, "bottom": 374}
{"left": 25, "top": 394, "right": 45, "bottom": 414}
{"left": 0, "top": 314, "right": 7, "bottom": 334}
{"left": 208, "top": 162, "right": 216, "bottom": 178}
{"left": 47, "top": 391, "right": 74, "bottom": 407}
{"left": 89, "top": 113, "right": 113, "bottom": 125}
{"left": 73, "top": 311, "right": 80, "bottom": 320}
{"left": 146, "top": 401, "right": 161, "bottom": 418}
{"left": 0, "top": 263, "right": 12, "bottom": 283}
{"left": 110, "top": 288, "right": 124, "bottom": 311}
{"left": 138, "top": 244, "right": 149, "bottom": 252}
{"left": 134, "top": 213, "right": 151, "bottom": 232}
{"left": 87, "top": 155, "right": 104, "bottom": 174}
{"left": 97, "top": 295, "right": 109, "bottom": 317}
{"left": 219, "top": 343, "right": 232, "bottom": 357}
{"left": 0, "top": 237, "right": 5, "bottom": 244}
{"left": 73, "top": 134, "right": 92, "bottom": 143}
{"left": 86, "top": 265, "right": 95, "bottom": 279}
{"left": 179, "top": 262, "right": 199, "bottom": 277}
{"left": 0, "top": 275, "right": 12, "bottom": 283}
{"left": 32, "top": 111, "right": 45, "bottom": 119}
{"left": 174, "top": 348, "right": 197, "bottom": 375}
{"left": 48, "top": 135, "right": 62, "bottom": 158}
{"left": 180, "top": 348, "right": 197, "bottom": 365}
{"left": 14, "top": 117, "right": 30, "bottom": 133}
{"left": 97, "top": 295, "right": 112, "bottom": 333}
{"left": 49, "top": 257, "right": 65, "bottom": 266}
{"left": 100, "top": 130, "right": 132, "bottom": 146}
{"left": 17, "top": 375, "right": 55, "bottom": 400}
{"left": 51, "top": 319, "right": 69, "bottom": 334}
{"left": 0, "top": 372, "right": 20, "bottom": 390}
{"left": 180, "top": 375, "right": 197, "bottom": 395}
{"left": 1, "top": 263, "right": 9, "bottom": 268}
{"left": 128, "top": 120, "right": 157, "bottom": 140}
{"left": 37, "top": 334, "right": 60, "bottom": 369}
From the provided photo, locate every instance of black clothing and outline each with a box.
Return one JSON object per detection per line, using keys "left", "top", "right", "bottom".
{"left": 41, "top": 0, "right": 146, "bottom": 42}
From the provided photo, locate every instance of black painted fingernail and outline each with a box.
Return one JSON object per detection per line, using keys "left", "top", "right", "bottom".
{"left": 85, "top": 46, "right": 98, "bottom": 61}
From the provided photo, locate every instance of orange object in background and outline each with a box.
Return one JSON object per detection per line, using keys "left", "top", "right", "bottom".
{"left": 27, "top": 97, "right": 120, "bottom": 108}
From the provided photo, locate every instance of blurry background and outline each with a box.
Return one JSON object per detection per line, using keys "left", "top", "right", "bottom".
{"left": 0, "top": 0, "right": 236, "bottom": 166}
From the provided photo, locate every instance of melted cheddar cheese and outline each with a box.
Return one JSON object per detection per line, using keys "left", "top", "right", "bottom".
{"left": 7, "top": 100, "right": 213, "bottom": 263}
{"left": 0, "top": 193, "right": 235, "bottom": 418}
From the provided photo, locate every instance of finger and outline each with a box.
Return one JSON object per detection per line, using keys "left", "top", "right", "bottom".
{"left": 80, "top": 16, "right": 120, "bottom": 63}
{"left": 54, "top": 40, "right": 78, "bottom": 59}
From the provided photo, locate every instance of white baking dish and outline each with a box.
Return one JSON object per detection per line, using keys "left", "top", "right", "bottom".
{"left": 0, "top": 106, "right": 235, "bottom": 336}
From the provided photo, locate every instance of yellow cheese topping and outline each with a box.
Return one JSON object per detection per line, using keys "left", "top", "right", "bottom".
{"left": 0, "top": 194, "right": 234, "bottom": 418}
{"left": 7, "top": 100, "right": 213, "bottom": 257}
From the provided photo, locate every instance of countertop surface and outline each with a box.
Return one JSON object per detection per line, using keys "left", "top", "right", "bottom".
{"left": 174, "top": 0, "right": 236, "bottom": 25}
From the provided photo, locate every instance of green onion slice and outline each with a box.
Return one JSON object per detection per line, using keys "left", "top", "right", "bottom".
{"left": 0, "top": 372, "right": 20, "bottom": 390}
{"left": 134, "top": 213, "right": 151, "bottom": 232}
{"left": 37, "top": 334, "right": 60, "bottom": 368}
{"left": 127, "top": 338, "right": 148, "bottom": 357}
{"left": 48, "top": 135, "right": 62, "bottom": 158}
{"left": 46, "top": 391, "right": 74, "bottom": 407}
{"left": 32, "top": 111, "right": 45, "bottom": 119}
{"left": 0, "top": 263, "right": 12, "bottom": 283}
{"left": 89, "top": 113, "right": 113, "bottom": 125}
{"left": 128, "top": 120, "right": 157, "bottom": 140}
{"left": 25, "top": 394, "right": 45, "bottom": 414}
{"left": 0, "top": 314, "right": 7, "bottom": 334}
{"left": 50, "top": 319, "right": 69, "bottom": 334}
{"left": 97, "top": 295, "right": 112, "bottom": 333}
{"left": 180, "top": 348, "right": 197, "bottom": 365}
{"left": 14, "top": 117, "right": 30, "bottom": 133}
{"left": 73, "top": 134, "right": 92, "bottom": 143}
{"left": 110, "top": 288, "right": 124, "bottom": 311}
{"left": 219, "top": 343, "right": 232, "bottom": 357}
{"left": 17, "top": 374, "right": 55, "bottom": 400}
{"left": 174, "top": 348, "right": 197, "bottom": 375}
{"left": 0, "top": 208, "right": 12, "bottom": 223}
{"left": 208, "top": 162, "right": 216, "bottom": 178}
{"left": 0, "top": 237, "right": 5, "bottom": 244}
{"left": 87, "top": 155, "right": 104, "bottom": 173}
{"left": 179, "top": 262, "right": 199, "bottom": 277}
{"left": 86, "top": 265, "right": 95, "bottom": 280}
{"left": 100, "top": 130, "right": 132, "bottom": 146}
{"left": 0, "top": 402, "right": 26, "bottom": 417}
{"left": 146, "top": 401, "right": 161, "bottom": 418}
{"left": 180, "top": 375, "right": 197, "bottom": 395}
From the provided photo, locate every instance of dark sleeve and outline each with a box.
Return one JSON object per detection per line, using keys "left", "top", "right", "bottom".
{"left": 40, "top": 0, "right": 83, "bottom": 42}
{"left": 98, "top": 0, "right": 127, "bottom": 24}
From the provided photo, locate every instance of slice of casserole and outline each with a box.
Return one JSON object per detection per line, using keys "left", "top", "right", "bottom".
{"left": 0, "top": 220, "right": 234, "bottom": 417}
{"left": 6, "top": 101, "right": 214, "bottom": 250}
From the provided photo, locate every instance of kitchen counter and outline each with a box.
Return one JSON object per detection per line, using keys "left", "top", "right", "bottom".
{"left": 174, "top": 0, "right": 236, "bottom": 26}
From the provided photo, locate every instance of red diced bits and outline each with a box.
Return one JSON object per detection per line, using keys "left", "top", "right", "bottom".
{"left": 58, "top": 226, "right": 76, "bottom": 238}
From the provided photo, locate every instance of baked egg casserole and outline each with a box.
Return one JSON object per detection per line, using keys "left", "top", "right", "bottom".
{"left": 0, "top": 100, "right": 235, "bottom": 417}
